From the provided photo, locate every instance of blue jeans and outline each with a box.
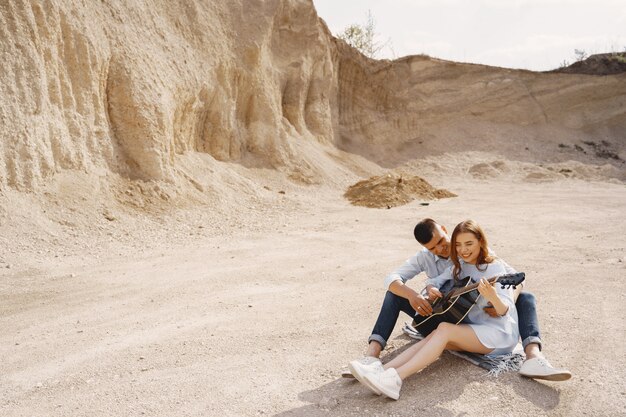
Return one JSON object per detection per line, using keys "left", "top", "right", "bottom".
{"left": 516, "top": 291, "right": 542, "bottom": 350}
{"left": 368, "top": 291, "right": 417, "bottom": 349}
{"left": 368, "top": 290, "right": 543, "bottom": 350}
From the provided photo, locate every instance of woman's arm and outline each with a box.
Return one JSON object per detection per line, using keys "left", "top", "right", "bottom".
{"left": 477, "top": 278, "right": 510, "bottom": 316}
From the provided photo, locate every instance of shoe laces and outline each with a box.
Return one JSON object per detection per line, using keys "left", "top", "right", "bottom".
{"left": 362, "top": 356, "right": 381, "bottom": 365}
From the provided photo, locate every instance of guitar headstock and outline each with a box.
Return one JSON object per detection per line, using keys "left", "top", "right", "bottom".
{"left": 497, "top": 272, "right": 525, "bottom": 289}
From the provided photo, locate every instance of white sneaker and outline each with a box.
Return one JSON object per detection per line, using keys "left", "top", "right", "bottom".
{"left": 519, "top": 357, "right": 572, "bottom": 381}
{"left": 341, "top": 356, "right": 380, "bottom": 378}
{"left": 348, "top": 358, "right": 384, "bottom": 395}
{"left": 364, "top": 368, "right": 402, "bottom": 400}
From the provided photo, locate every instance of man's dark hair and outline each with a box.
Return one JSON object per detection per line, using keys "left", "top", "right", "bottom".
{"left": 414, "top": 218, "right": 438, "bottom": 244}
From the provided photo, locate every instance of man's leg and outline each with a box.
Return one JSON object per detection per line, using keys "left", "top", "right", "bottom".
{"left": 343, "top": 291, "right": 416, "bottom": 378}
{"left": 366, "top": 291, "right": 417, "bottom": 357}
{"left": 516, "top": 291, "right": 571, "bottom": 381}
{"left": 516, "top": 291, "right": 543, "bottom": 359}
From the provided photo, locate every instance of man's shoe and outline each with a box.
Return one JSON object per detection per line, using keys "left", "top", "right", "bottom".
{"left": 519, "top": 358, "right": 572, "bottom": 381}
{"left": 364, "top": 368, "right": 402, "bottom": 400}
{"left": 348, "top": 358, "right": 384, "bottom": 395}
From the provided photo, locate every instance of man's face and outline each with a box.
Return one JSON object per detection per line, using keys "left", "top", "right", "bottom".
{"left": 423, "top": 225, "right": 451, "bottom": 258}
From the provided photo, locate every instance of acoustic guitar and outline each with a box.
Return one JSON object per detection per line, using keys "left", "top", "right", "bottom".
{"left": 412, "top": 272, "right": 525, "bottom": 336}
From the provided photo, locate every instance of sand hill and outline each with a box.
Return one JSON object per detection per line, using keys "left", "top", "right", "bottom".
{"left": 1, "top": 1, "right": 625, "bottom": 416}
{"left": 1, "top": 0, "right": 624, "bottom": 192}
{"left": 1, "top": 0, "right": 624, "bottom": 251}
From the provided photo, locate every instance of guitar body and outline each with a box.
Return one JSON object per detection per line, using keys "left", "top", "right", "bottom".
{"left": 413, "top": 276, "right": 480, "bottom": 335}
{"left": 411, "top": 272, "right": 525, "bottom": 336}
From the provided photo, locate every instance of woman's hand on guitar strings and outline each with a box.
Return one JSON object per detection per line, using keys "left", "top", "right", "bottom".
{"left": 477, "top": 278, "right": 498, "bottom": 304}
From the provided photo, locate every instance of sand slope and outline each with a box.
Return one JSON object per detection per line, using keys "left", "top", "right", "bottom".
{"left": 1, "top": 0, "right": 624, "bottom": 193}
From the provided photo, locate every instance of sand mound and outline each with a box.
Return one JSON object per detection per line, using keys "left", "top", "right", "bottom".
{"left": 468, "top": 161, "right": 510, "bottom": 179}
{"left": 344, "top": 173, "right": 456, "bottom": 208}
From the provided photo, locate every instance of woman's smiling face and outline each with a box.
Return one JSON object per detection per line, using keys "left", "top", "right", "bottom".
{"left": 455, "top": 232, "right": 481, "bottom": 264}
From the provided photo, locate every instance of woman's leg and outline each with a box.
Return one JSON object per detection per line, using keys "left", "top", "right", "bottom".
{"left": 383, "top": 331, "right": 436, "bottom": 370}
{"left": 395, "top": 322, "right": 492, "bottom": 380}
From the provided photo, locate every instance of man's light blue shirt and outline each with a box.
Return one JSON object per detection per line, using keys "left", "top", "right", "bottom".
{"left": 384, "top": 248, "right": 517, "bottom": 291}
{"left": 383, "top": 249, "right": 453, "bottom": 290}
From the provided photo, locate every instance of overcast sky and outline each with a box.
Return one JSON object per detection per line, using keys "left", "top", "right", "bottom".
{"left": 312, "top": 0, "right": 626, "bottom": 71}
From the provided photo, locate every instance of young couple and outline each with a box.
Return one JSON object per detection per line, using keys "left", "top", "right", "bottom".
{"left": 345, "top": 218, "right": 571, "bottom": 400}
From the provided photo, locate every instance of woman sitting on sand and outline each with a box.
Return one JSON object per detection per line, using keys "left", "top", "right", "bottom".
{"left": 350, "top": 219, "right": 519, "bottom": 400}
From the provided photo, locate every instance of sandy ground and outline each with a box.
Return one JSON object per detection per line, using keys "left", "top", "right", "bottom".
{"left": 2, "top": 2, "right": 625, "bottom": 416}
{"left": 2, "top": 173, "right": 625, "bottom": 417}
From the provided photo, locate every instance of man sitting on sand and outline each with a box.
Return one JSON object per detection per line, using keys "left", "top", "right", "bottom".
{"left": 345, "top": 218, "right": 571, "bottom": 381}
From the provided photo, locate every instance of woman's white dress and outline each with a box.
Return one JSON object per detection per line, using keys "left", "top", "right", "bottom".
{"left": 431, "top": 259, "right": 520, "bottom": 356}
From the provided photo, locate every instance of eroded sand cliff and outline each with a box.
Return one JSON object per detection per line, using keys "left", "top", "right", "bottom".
{"left": 1, "top": 0, "right": 624, "bottom": 192}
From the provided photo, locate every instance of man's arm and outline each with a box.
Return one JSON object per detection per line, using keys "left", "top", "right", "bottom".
{"left": 384, "top": 252, "right": 435, "bottom": 315}
{"left": 424, "top": 268, "right": 452, "bottom": 290}
{"left": 388, "top": 280, "right": 434, "bottom": 315}
{"left": 383, "top": 253, "right": 424, "bottom": 290}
